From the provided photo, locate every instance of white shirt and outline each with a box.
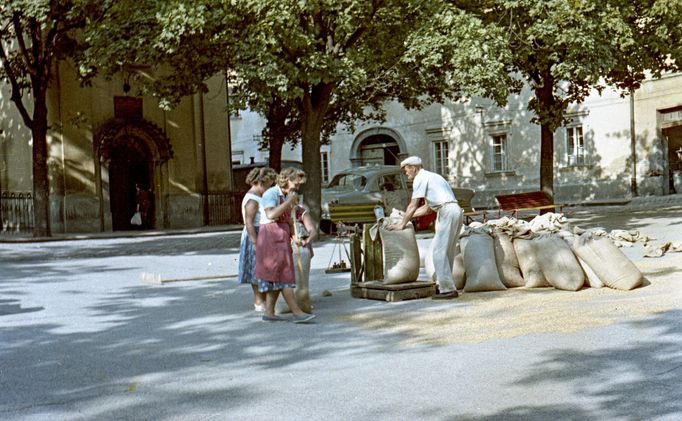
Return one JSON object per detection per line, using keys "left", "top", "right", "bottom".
{"left": 241, "top": 192, "right": 263, "bottom": 227}
{"left": 411, "top": 169, "right": 456, "bottom": 209}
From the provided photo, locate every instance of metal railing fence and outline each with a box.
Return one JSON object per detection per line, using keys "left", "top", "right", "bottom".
{"left": 1, "top": 192, "right": 34, "bottom": 234}
{"left": 202, "top": 191, "right": 243, "bottom": 226}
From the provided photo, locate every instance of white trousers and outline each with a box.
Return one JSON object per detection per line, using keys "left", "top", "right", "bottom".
{"left": 425, "top": 203, "right": 463, "bottom": 293}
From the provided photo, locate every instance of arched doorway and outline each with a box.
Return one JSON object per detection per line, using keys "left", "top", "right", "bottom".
{"left": 95, "top": 118, "right": 173, "bottom": 232}
{"left": 350, "top": 127, "right": 407, "bottom": 167}
{"left": 359, "top": 134, "right": 401, "bottom": 165}
{"left": 109, "top": 136, "right": 153, "bottom": 230}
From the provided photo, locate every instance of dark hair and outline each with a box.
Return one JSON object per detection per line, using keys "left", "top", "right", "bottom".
{"left": 246, "top": 167, "right": 277, "bottom": 186}
{"left": 259, "top": 167, "right": 277, "bottom": 185}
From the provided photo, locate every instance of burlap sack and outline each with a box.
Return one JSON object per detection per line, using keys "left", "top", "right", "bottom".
{"left": 379, "top": 225, "right": 420, "bottom": 284}
{"left": 577, "top": 255, "right": 604, "bottom": 288}
{"left": 461, "top": 233, "right": 506, "bottom": 292}
{"left": 452, "top": 253, "right": 466, "bottom": 290}
{"left": 535, "top": 235, "right": 584, "bottom": 291}
{"left": 513, "top": 238, "right": 550, "bottom": 288}
{"left": 492, "top": 231, "right": 525, "bottom": 287}
{"left": 556, "top": 230, "right": 601, "bottom": 288}
{"left": 572, "top": 233, "right": 642, "bottom": 290}
{"left": 277, "top": 244, "right": 313, "bottom": 313}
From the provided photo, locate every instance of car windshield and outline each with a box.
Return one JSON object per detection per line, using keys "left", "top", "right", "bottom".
{"left": 327, "top": 173, "right": 367, "bottom": 191}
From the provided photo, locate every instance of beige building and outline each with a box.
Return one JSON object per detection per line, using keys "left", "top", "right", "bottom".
{"left": 0, "top": 62, "right": 235, "bottom": 234}
{"left": 634, "top": 74, "right": 682, "bottom": 196}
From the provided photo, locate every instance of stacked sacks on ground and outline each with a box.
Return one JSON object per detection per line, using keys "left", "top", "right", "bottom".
{"left": 454, "top": 213, "right": 644, "bottom": 292}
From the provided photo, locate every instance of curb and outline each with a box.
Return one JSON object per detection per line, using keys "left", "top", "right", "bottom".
{"left": 0, "top": 225, "right": 243, "bottom": 243}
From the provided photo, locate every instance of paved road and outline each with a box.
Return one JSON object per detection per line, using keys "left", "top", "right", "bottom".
{"left": 1, "top": 205, "right": 681, "bottom": 420}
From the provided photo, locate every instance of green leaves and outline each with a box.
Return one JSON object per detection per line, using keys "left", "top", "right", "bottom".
{"left": 452, "top": 0, "right": 681, "bottom": 129}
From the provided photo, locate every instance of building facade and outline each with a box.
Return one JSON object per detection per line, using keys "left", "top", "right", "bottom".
{"left": 235, "top": 73, "right": 682, "bottom": 208}
{"left": 2, "top": 66, "right": 681, "bottom": 234}
{"left": 0, "top": 62, "right": 235, "bottom": 234}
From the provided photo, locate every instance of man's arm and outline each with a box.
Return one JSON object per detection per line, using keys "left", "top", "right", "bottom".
{"left": 389, "top": 198, "right": 422, "bottom": 230}
{"left": 412, "top": 201, "right": 433, "bottom": 218}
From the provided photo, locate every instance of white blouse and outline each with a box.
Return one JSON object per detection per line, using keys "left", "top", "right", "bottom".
{"left": 241, "top": 192, "right": 263, "bottom": 227}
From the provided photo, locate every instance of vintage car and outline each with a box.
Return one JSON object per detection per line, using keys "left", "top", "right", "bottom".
{"left": 320, "top": 165, "right": 477, "bottom": 233}
{"left": 320, "top": 165, "right": 410, "bottom": 232}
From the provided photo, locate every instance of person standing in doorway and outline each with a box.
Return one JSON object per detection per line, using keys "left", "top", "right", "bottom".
{"left": 135, "top": 183, "right": 153, "bottom": 229}
{"left": 237, "top": 167, "right": 277, "bottom": 312}
{"left": 387, "top": 156, "right": 463, "bottom": 299}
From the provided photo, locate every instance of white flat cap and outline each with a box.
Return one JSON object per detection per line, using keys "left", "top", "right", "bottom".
{"left": 400, "top": 156, "right": 422, "bottom": 168}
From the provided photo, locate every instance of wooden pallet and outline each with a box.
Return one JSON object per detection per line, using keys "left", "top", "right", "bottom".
{"left": 351, "top": 280, "right": 436, "bottom": 302}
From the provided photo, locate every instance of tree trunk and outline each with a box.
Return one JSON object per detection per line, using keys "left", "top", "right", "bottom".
{"left": 268, "top": 134, "right": 285, "bottom": 172}
{"left": 264, "top": 100, "right": 296, "bottom": 172}
{"left": 300, "top": 112, "right": 324, "bottom": 225}
{"left": 535, "top": 76, "right": 556, "bottom": 206}
{"left": 299, "top": 85, "right": 333, "bottom": 225}
{"left": 32, "top": 94, "right": 51, "bottom": 237}
{"left": 539, "top": 122, "right": 554, "bottom": 200}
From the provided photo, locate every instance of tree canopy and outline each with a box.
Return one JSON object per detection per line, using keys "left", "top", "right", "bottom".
{"left": 85, "top": 0, "right": 513, "bottom": 221}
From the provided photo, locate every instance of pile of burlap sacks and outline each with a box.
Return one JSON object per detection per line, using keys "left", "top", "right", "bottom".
{"left": 374, "top": 211, "right": 679, "bottom": 292}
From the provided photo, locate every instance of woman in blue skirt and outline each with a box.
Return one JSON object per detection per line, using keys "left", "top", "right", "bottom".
{"left": 237, "top": 167, "right": 277, "bottom": 312}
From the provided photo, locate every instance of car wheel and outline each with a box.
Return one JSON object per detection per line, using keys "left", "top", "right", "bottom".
{"left": 320, "top": 219, "right": 336, "bottom": 235}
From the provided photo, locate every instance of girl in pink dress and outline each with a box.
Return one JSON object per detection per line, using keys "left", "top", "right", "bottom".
{"left": 256, "top": 168, "right": 316, "bottom": 323}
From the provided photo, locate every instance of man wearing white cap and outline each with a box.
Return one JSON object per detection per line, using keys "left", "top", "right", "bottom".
{"left": 388, "top": 156, "right": 463, "bottom": 299}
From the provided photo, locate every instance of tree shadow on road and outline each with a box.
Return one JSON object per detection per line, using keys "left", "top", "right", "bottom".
{"left": 0, "top": 265, "right": 431, "bottom": 419}
{"left": 449, "top": 310, "right": 682, "bottom": 420}
{"left": 0, "top": 231, "right": 243, "bottom": 264}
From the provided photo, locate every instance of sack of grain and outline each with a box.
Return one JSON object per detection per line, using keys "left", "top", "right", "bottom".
{"left": 379, "top": 224, "right": 420, "bottom": 284}
{"left": 277, "top": 244, "right": 313, "bottom": 313}
{"left": 492, "top": 231, "right": 525, "bottom": 287}
{"left": 572, "top": 233, "right": 642, "bottom": 290}
{"left": 513, "top": 238, "right": 550, "bottom": 288}
{"left": 576, "top": 255, "right": 604, "bottom": 288}
{"left": 451, "top": 253, "right": 466, "bottom": 290}
{"left": 461, "top": 233, "right": 506, "bottom": 292}
{"left": 556, "top": 230, "right": 601, "bottom": 289}
{"left": 535, "top": 234, "right": 584, "bottom": 291}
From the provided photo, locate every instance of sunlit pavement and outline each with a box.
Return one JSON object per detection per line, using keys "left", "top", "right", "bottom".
{"left": 1, "top": 198, "right": 681, "bottom": 420}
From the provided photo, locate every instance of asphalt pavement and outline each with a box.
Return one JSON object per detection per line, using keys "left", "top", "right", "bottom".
{"left": 1, "top": 196, "right": 682, "bottom": 420}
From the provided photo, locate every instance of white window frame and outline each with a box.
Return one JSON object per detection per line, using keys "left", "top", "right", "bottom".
{"left": 566, "top": 125, "right": 586, "bottom": 166}
{"left": 490, "top": 132, "right": 509, "bottom": 172}
{"left": 321, "top": 150, "right": 330, "bottom": 185}
{"left": 483, "top": 120, "right": 512, "bottom": 174}
{"left": 432, "top": 140, "right": 449, "bottom": 177}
